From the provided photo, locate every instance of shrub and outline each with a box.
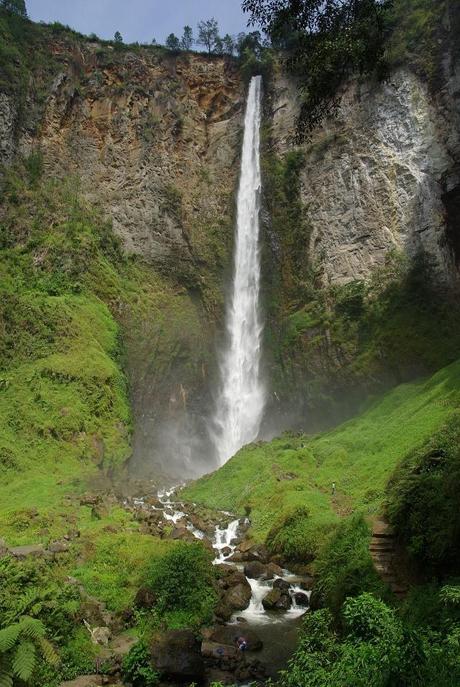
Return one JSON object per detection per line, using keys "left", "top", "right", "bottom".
{"left": 313, "top": 514, "right": 386, "bottom": 616}
{"left": 143, "top": 543, "right": 217, "bottom": 628}
{"left": 122, "top": 641, "right": 159, "bottom": 687}
{"left": 386, "top": 413, "right": 460, "bottom": 576}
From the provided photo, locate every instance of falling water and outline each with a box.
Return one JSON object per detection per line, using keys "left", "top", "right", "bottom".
{"left": 213, "top": 75, "right": 265, "bottom": 465}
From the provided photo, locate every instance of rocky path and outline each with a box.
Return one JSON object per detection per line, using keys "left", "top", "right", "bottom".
{"left": 369, "top": 520, "right": 408, "bottom": 599}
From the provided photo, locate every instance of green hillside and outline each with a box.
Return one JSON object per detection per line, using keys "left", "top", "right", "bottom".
{"left": 182, "top": 359, "right": 460, "bottom": 555}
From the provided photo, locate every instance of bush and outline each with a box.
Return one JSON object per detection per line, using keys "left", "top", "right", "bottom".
{"left": 266, "top": 507, "right": 318, "bottom": 561}
{"left": 386, "top": 413, "right": 460, "bottom": 576}
{"left": 143, "top": 543, "right": 217, "bottom": 628}
{"left": 122, "top": 641, "right": 159, "bottom": 687}
{"left": 313, "top": 515, "right": 386, "bottom": 616}
{"left": 277, "top": 594, "right": 436, "bottom": 687}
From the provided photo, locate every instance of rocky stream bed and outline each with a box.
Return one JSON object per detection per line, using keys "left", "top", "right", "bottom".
{"left": 123, "top": 486, "right": 313, "bottom": 686}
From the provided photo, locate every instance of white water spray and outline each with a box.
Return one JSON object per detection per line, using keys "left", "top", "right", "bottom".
{"left": 213, "top": 75, "right": 265, "bottom": 465}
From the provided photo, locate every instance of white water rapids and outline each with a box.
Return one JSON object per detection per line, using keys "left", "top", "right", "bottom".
{"left": 212, "top": 75, "right": 266, "bottom": 465}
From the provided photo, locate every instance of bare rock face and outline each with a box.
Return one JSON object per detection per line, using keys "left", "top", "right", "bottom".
{"left": 271, "top": 66, "right": 460, "bottom": 286}
{"left": 150, "top": 629, "right": 205, "bottom": 682}
{"left": 26, "top": 50, "right": 244, "bottom": 268}
{"left": 0, "top": 94, "right": 16, "bottom": 168}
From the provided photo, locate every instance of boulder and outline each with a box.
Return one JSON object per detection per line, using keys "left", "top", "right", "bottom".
{"left": 273, "top": 578, "right": 291, "bottom": 593}
{"left": 134, "top": 586, "right": 157, "bottom": 609}
{"left": 265, "top": 562, "right": 284, "bottom": 578}
{"left": 225, "top": 571, "right": 249, "bottom": 589}
{"left": 48, "top": 540, "right": 69, "bottom": 554}
{"left": 244, "top": 561, "right": 266, "bottom": 579}
{"left": 9, "top": 544, "right": 45, "bottom": 558}
{"left": 261, "top": 588, "right": 291, "bottom": 611}
{"left": 294, "top": 591, "right": 309, "bottom": 607}
{"left": 224, "top": 583, "right": 252, "bottom": 610}
{"left": 215, "top": 602, "right": 233, "bottom": 622}
{"left": 201, "top": 640, "right": 238, "bottom": 660}
{"left": 150, "top": 630, "right": 204, "bottom": 681}
{"left": 221, "top": 546, "right": 232, "bottom": 558}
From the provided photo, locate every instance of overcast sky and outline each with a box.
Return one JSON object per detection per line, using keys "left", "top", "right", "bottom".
{"left": 27, "top": 0, "right": 250, "bottom": 45}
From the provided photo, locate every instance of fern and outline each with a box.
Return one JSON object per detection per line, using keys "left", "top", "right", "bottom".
{"left": 12, "top": 641, "right": 36, "bottom": 681}
{"left": 37, "top": 637, "right": 59, "bottom": 666}
{"left": 0, "top": 671, "right": 13, "bottom": 687}
{"left": 18, "top": 617, "right": 45, "bottom": 641}
{"left": 0, "top": 625, "right": 20, "bottom": 653}
{"left": 0, "top": 616, "right": 58, "bottom": 685}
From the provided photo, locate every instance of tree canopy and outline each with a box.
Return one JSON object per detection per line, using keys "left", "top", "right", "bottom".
{"left": 1, "top": 0, "right": 27, "bottom": 17}
{"left": 242, "top": 0, "right": 392, "bottom": 137}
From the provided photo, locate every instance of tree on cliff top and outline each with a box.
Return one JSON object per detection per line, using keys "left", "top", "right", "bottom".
{"left": 242, "top": 0, "right": 392, "bottom": 138}
{"left": 181, "top": 25, "right": 194, "bottom": 50}
{"left": 166, "top": 32, "right": 180, "bottom": 50}
{"left": 197, "top": 17, "right": 220, "bottom": 54}
{"left": 1, "top": 0, "right": 27, "bottom": 17}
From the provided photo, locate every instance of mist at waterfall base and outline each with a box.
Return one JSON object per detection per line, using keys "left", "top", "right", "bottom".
{"left": 211, "top": 74, "right": 266, "bottom": 466}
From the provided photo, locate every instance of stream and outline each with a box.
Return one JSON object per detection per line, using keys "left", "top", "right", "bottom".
{"left": 153, "top": 488, "right": 310, "bottom": 682}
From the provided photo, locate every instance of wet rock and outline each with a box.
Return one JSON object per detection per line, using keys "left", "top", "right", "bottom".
{"left": 265, "top": 562, "right": 284, "bottom": 578}
{"left": 244, "top": 560, "right": 266, "bottom": 579}
{"left": 273, "top": 578, "right": 291, "bottom": 593}
{"left": 150, "top": 630, "right": 204, "bottom": 681}
{"left": 300, "top": 576, "right": 315, "bottom": 590}
{"left": 223, "top": 582, "right": 252, "bottom": 611}
{"left": 227, "top": 551, "right": 244, "bottom": 563}
{"left": 221, "top": 546, "right": 232, "bottom": 558}
{"left": 294, "top": 592, "right": 309, "bottom": 607}
{"left": 201, "top": 641, "right": 238, "bottom": 660}
{"left": 262, "top": 588, "right": 292, "bottom": 611}
{"left": 169, "top": 527, "right": 194, "bottom": 541}
{"left": 134, "top": 586, "right": 157, "bottom": 609}
{"left": 215, "top": 602, "right": 233, "bottom": 622}
{"left": 209, "top": 626, "right": 263, "bottom": 652}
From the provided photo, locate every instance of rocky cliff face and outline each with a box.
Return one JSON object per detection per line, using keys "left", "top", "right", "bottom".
{"left": 270, "top": 64, "right": 460, "bottom": 287}
{"left": 0, "top": 38, "right": 245, "bottom": 480}
{"left": 2, "top": 41, "right": 244, "bottom": 287}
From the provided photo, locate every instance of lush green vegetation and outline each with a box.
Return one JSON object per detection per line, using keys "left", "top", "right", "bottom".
{"left": 183, "top": 358, "right": 460, "bottom": 555}
{"left": 143, "top": 543, "right": 217, "bottom": 629}
{"left": 386, "top": 412, "right": 460, "bottom": 577}
{"left": 277, "top": 589, "right": 460, "bottom": 687}
{"left": 0, "top": 161, "right": 208, "bottom": 545}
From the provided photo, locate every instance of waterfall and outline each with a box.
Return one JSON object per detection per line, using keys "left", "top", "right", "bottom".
{"left": 212, "top": 75, "right": 265, "bottom": 465}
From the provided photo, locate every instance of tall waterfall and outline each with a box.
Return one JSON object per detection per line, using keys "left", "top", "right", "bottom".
{"left": 213, "top": 75, "right": 265, "bottom": 465}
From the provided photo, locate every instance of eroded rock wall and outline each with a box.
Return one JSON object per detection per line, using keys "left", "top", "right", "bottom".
{"left": 271, "top": 61, "right": 460, "bottom": 287}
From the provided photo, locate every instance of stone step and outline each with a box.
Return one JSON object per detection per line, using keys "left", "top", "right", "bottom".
{"left": 371, "top": 545, "right": 394, "bottom": 552}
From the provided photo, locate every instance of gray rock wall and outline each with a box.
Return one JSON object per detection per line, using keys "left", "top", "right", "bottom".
{"left": 271, "top": 66, "right": 460, "bottom": 286}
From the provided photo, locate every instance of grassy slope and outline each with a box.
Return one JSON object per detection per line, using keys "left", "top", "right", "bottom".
{"left": 0, "top": 167, "right": 206, "bottom": 546}
{"left": 182, "top": 360, "right": 460, "bottom": 550}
